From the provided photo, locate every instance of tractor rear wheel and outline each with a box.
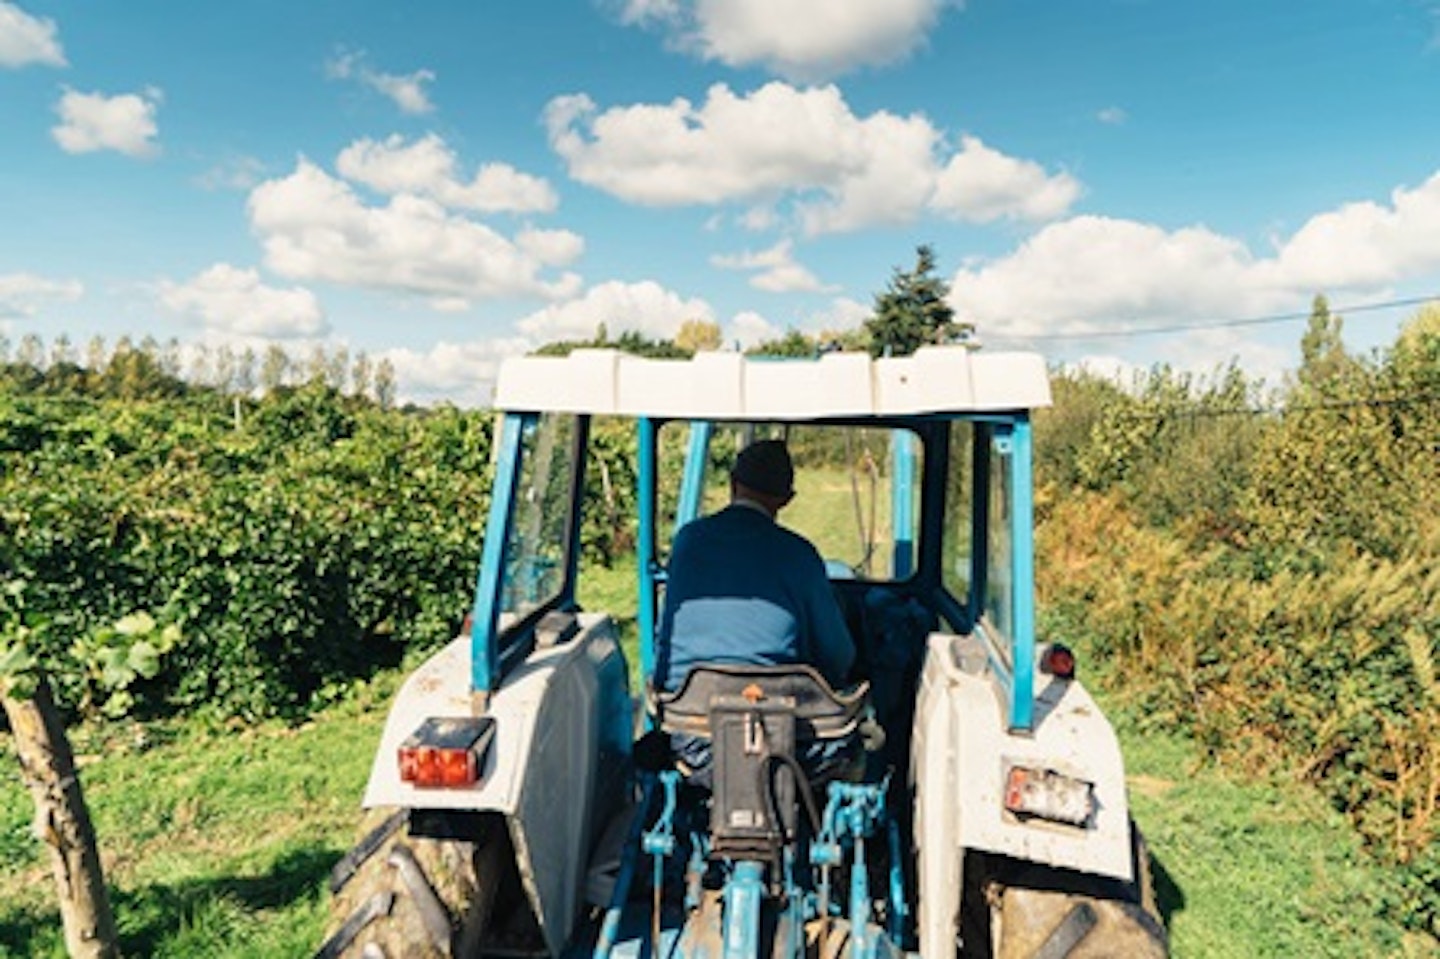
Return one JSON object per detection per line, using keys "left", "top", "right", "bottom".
{"left": 319, "top": 808, "right": 509, "bottom": 959}
{"left": 962, "top": 820, "right": 1168, "bottom": 958}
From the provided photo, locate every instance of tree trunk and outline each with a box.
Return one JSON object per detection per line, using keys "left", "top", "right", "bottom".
{"left": 2, "top": 676, "right": 120, "bottom": 958}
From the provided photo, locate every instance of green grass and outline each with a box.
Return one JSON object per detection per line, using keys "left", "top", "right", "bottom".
{"left": 1118, "top": 725, "right": 1432, "bottom": 958}
{"left": 3, "top": 672, "right": 1426, "bottom": 956}
{"left": 0, "top": 675, "right": 395, "bottom": 958}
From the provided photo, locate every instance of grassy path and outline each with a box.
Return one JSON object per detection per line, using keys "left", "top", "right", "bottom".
{"left": 0, "top": 671, "right": 1425, "bottom": 956}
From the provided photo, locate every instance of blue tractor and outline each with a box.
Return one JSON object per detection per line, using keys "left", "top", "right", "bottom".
{"left": 320, "top": 346, "right": 1168, "bottom": 959}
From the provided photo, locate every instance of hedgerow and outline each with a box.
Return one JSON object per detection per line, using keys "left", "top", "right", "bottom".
{"left": 1035, "top": 302, "right": 1439, "bottom": 937}
{"left": 1, "top": 373, "right": 493, "bottom": 721}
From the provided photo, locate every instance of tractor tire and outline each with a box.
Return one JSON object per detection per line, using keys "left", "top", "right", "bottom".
{"left": 319, "top": 808, "right": 509, "bottom": 959}
{"left": 990, "top": 820, "right": 1167, "bottom": 959}
{"left": 957, "top": 820, "right": 1167, "bottom": 959}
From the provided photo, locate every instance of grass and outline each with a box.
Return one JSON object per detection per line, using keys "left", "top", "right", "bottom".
{"left": 1115, "top": 726, "right": 1425, "bottom": 957}
{"left": 3, "top": 663, "right": 1426, "bottom": 956}
{"left": 0, "top": 675, "right": 395, "bottom": 958}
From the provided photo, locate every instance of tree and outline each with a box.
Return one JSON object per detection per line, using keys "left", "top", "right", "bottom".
{"left": 260, "top": 345, "right": 290, "bottom": 394}
{"left": 1295, "top": 294, "right": 1358, "bottom": 397}
{"left": 863, "top": 244, "right": 972, "bottom": 357}
{"left": 351, "top": 351, "right": 373, "bottom": 400}
{"left": 675, "top": 319, "right": 722, "bottom": 353}
{"left": 374, "top": 357, "right": 397, "bottom": 408}
{"left": 748, "top": 329, "right": 819, "bottom": 358}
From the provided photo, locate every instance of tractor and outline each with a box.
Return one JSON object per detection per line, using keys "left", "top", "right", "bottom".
{"left": 320, "top": 345, "right": 1168, "bottom": 958}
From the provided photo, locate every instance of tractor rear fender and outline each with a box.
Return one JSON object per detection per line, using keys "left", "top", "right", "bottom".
{"left": 360, "top": 613, "right": 632, "bottom": 958}
{"left": 912, "top": 630, "right": 1132, "bottom": 958}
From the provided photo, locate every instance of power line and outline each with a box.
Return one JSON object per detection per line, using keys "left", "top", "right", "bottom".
{"left": 1001, "top": 294, "right": 1439, "bottom": 341}
{"left": 1107, "top": 392, "right": 1440, "bottom": 422}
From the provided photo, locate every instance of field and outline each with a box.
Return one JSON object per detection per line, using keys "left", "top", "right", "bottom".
{"left": 0, "top": 657, "right": 1419, "bottom": 957}
{"left": 1, "top": 321, "right": 1436, "bottom": 955}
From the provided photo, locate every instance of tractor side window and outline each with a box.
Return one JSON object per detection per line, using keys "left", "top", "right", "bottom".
{"left": 500, "top": 413, "right": 578, "bottom": 621}
{"left": 941, "top": 421, "right": 975, "bottom": 616}
{"left": 983, "top": 431, "right": 1015, "bottom": 640}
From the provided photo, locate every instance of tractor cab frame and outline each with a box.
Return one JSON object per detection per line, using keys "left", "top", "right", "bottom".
{"left": 333, "top": 346, "right": 1166, "bottom": 959}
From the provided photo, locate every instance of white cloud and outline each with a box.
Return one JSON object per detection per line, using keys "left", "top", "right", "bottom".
{"left": 949, "top": 170, "right": 1440, "bottom": 345}
{"left": 617, "top": 0, "right": 947, "bottom": 82}
{"left": 546, "top": 82, "right": 1079, "bottom": 234}
{"left": 931, "top": 136, "right": 1083, "bottom": 225}
{"left": 0, "top": 272, "right": 82, "bottom": 319}
{"left": 158, "top": 263, "right": 327, "bottom": 338}
{"left": 0, "top": 2, "right": 65, "bottom": 68}
{"left": 247, "top": 158, "right": 583, "bottom": 307}
{"left": 711, "top": 238, "right": 835, "bottom": 293}
{"left": 1097, "top": 106, "right": 1127, "bottom": 126}
{"left": 1256, "top": 170, "right": 1440, "bottom": 291}
{"left": 722, "top": 296, "right": 869, "bottom": 350}
{"left": 382, "top": 335, "right": 532, "bottom": 407}
{"left": 326, "top": 49, "right": 435, "bottom": 115}
{"left": 516, "top": 280, "right": 715, "bottom": 342}
{"left": 950, "top": 215, "right": 1272, "bottom": 338}
{"left": 52, "top": 87, "right": 162, "bottom": 157}
{"left": 336, "top": 134, "right": 558, "bottom": 213}
{"left": 726, "top": 309, "right": 779, "bottom": 348}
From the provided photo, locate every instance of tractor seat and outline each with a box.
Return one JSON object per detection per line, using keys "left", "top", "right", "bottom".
{"left": 651, "top": 663, "right": 870, "bottom": 743}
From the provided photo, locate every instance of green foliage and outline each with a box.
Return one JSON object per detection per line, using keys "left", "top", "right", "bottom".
{"left": 534, "top": 327, "right": 692, "bottom": 359}
{"left": 863, "top": 244, "right": 971, "bottom": 357}
{"left": 1036, "top": 311, "right": 1440, "bottom": 939}
{"left": 0, "top": 373, "right": 493, "bottom": 722}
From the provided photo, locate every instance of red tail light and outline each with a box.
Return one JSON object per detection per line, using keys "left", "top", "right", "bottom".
{"left": 398, "top": 717, "right": 495, "bottom": 789}
{"left": 1040, "top": 643, "right": 1076, "bottom": 680}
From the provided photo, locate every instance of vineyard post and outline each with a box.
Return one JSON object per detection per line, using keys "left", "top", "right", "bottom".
{"left": 2, "top": 676, "right": 120, "bottom": 959}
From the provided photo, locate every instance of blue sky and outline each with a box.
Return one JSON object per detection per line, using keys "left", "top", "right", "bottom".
{"left": 2, "top": 0, "right": 1439, "bottom": 404}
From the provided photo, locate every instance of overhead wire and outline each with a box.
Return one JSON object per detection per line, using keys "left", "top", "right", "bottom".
{"left": 995, "top": 294, "right": 1439, "bottom": 341}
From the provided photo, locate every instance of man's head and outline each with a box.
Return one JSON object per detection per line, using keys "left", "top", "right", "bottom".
{"left": 730, "top": 439, "right": 795, "bottom": 514}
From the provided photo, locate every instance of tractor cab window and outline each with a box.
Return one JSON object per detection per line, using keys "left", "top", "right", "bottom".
{"left": 656, "top": 421, "right": 922, "bottom": 583}
{"left": 940, "top": 420, "right": 977, "bottom": 623}
{"left": 984, "top": 428, "right": 1016, "bottom": 640}
{"left": 499, "top": 413, "right": 579, "bottom": 622}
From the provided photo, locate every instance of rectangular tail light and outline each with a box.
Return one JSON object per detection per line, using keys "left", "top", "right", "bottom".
{"left": 1003, "top": 764, "right": 1096, "bottom": 828}
{"left": 398, "top": 716, "right": 495, "bottom": 789}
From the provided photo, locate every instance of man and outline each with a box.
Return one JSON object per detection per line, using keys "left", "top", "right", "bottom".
{"left": 656, "top": 438, "right": 855, "bottom": 693}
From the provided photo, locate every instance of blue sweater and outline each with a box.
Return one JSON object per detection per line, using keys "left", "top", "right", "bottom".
{"left": 656, "top": 502, "right": 856, "bottom": 692}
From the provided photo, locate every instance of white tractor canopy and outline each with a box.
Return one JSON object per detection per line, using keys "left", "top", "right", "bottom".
{"left": 493, "top": 345, "right": 1052, "bottom": 419}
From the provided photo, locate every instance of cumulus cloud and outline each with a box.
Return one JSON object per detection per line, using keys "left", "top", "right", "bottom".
{"left": 0, "top": 2, "right": 65, "bottom": 68}
{"left": 158, "top": 263, "right": 327, "bottom": 338}
{"left": 546, "top": 82, "right": 1079, "bottom": 234}
{"left": 516, "top": 279, "right": 715, "bottom": 342}
{"left": 726, "top": 309, "right": 780, "bottom": 348}
{"left": 336, "top": 134, "right": 557, "bottom": 213}
{"left": 52, "top": 87, "right": 162, "bottom": 157}
{"left": 0, "top": 272, "right": 82, "bottom": 319}
{"left": 247, "top": 158, "right": 582, "bottom": 308}
{"left": 711, "top": 238, "right": 836, "bottom": 293}
{"left": 1097, "top": 106, "right": 1127, "bottom": 126}
{"left": 326, "top": 49, "right": 435, "bottom": 115}
{"left": 949, "top": 170, "right": 1440, "bottom": 343}
{"left": 381, "top": 335, "right": 532, "bottom": 407}
{"left": 1256, "top": 171, "right": 1440, "bottom": 291}
{"left": 615, "top": 0, "right": 947, "bottom": 82}
{"left": 718, "top": 296, "right": 868, "bottom": 348}
{"left": 932, "top": 136, "right": 1082, "bottom": 223}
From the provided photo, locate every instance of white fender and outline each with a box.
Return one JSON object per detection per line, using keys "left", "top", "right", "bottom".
{"left": 361, "top": 614, "right": 631, "bottom": 958}
{"left": 912, "top": 631, "right": 1132, "bottom": 958}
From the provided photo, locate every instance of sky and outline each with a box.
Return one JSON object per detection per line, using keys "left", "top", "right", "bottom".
{"left": 2, "top": 0, "right": 1439, "bottom": 405}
